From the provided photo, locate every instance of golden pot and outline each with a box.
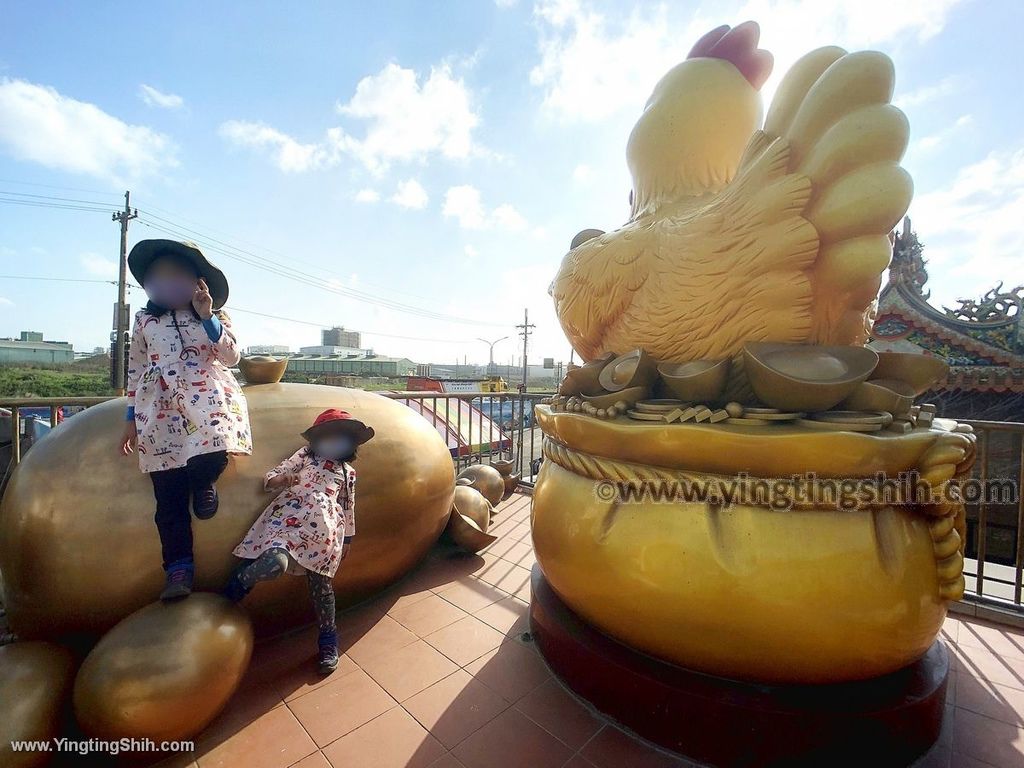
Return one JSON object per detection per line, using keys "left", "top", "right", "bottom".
{"left": 532, "top": 405, "right": 974, "bottom": 684}
{"left": 73, "top": 594, "right": 252, "bottom": 741}
{"left": 0, "top": 383, "right": 455, "bottom": 639}
{"left": 0, "top": 642, "right": 75, "bottom": 768}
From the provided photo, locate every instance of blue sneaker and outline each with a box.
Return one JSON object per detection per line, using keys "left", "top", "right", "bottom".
{"left": 160, "top": 559, "right": 194, "bottom": 601}
{"left": 223, "top": 566, "right": 251, "bottom": 603}
{"left": 317, "top": 628, "right": 339, "bottom": 675}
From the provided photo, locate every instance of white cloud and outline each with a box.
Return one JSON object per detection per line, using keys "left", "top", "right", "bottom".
{"left": 219, "top": 120, "right": 333, "bottom": 173}
{"left": 0, "top": 77, "right": 177, "bottom": 182}
{"left": 894, "top": 75, "right": 964, "bottom": 110}
{"left": 529, "top": 0, "right": 966, "bottom": 122}
{"left": 573, "top": 163, "right": 592, "bottom": 182}
{"left": 219, "top": 61, "right": 482, "bottom": 175}
{"left": 80, "top": 252, "right": 118, "bottom": 279}
{"left": 914, "top": 114, "right": 972, "bottom": 152}
{"left": 139, "top": 84, "right": 184, "bottom": 110}
{"left": 391, "top": 178, "right": 429, "bottom": 209}
{"left": 334, "top": 63, "right": 481, "bottom": 173}
{"left": 443, "top": 185, "right": 528, "bottom": 231}
{"left": 464, "top": 245, "right": 479, "bottom": 259}
{"left": 910, "top": 146, "right": 1024, "bottom": 304}
{"left": 355, "top": 188, "right": 380, "bottom": 203}
{"left": 0, "top": 297, "right": 13, "bottom": 307}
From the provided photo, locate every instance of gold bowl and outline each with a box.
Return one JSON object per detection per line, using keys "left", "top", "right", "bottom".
{"left": 598, "top": 349, "right": 658, "bottom": 393}
{"left": 840, "top": 379, "right": 915, "bottom": 415}
{"left": 238, "top": 355, "right": 289, "bottom": 384}
{"left": 657, "top": 359, "right": 731, "bottom": 403}
{"left": 870, "top": 352, "right": 948, "bottom": 396}
{"left": 743, "top": 342, "right": 878, "bottom": 412}
{"left": 559, "top": 353, "right": 615, "bottom": 396}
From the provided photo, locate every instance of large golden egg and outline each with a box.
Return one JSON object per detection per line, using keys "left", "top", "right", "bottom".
{"left": 73, "top": 593, "right": 252, "bottom": 741}
{"left": 0, "top": 642, "right": 75, "bottom": 768}
{"left": 0, "top": 384, "right": 455, "bottom": 639}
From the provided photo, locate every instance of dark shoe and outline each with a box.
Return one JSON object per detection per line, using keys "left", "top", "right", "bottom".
{"left": 317, "top": 628, "right": 339, "bottom": 675}
{"left": 223, "top": 566, "right": 251, "bottom": 603}
{"left": 160, "top": 559, "right": 194, "bottom": 601}
{"left": 192, "top": 485, "right": 219, "bottom": 520}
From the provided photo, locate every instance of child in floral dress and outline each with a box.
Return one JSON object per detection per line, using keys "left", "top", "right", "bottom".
{"left": 119, "top": 239, "right": 252, "bottom": 601}
{"left": 226, "top": 409, "right": 374, "bottom": 674}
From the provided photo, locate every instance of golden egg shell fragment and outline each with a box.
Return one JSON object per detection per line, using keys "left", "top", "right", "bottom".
{"left": 0, "top": 642, "right": 76, "bottom": 768}
{"left": 657, "top": 358, "right": 731, "bottom": 403}
{"left": 447, "top": 486, "right": 497, "bottom": 552}
{"left": 743, "top": 342, "right": 878, "bottom": 412}
{"left": 598, "top": 349, "right": 658, "bottom": 393}
{"left": 0, "top": 383, "right": 455, "bottom": 639}
{"left": 73, "top": 593, "right": 253, "bottom": 742}
{"left": 457, "top": 464, "right": 506, "bottom": 507}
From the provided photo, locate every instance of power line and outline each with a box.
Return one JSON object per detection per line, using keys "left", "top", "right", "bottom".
{"left": 0, "top": 275, "right": 116, "bottom": 285}
{"left": 0, "top": 177, "right": 123, "bottom": 197}
{"left": 0, "top": 189, "right": 118, "bottom": 207}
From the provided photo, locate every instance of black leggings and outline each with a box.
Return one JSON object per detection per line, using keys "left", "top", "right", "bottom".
{"left": 235, "top": 548, "right": 336, "bottom": 634}
{"left": 150, "top": 450, "right": 228, "bottom": 568}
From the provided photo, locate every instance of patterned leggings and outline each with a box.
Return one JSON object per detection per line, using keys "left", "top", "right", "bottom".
{"left": 235, "top": 547, "right": 336, "bottom": 634}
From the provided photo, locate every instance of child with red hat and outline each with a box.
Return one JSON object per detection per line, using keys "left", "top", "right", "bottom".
{"left": 225, "top": 408, "right": 374, "bottom": 674}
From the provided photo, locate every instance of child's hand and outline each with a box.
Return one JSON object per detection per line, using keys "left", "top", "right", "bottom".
{"left": 119, "top": 422, "right": 137, "bottom": 455}
{"left": 192, "top": 278, "right": 214, "bottom": 320}
{"left": 266, "top": 472, "right": 299, "bottom": 491}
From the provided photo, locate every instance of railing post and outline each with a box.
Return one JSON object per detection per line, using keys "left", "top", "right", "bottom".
{"left": 1016, "top": 437, "right": 1024, "bottom": 605}
{"left": 50, "top": 406, "right": 59, "bottom": 429}
{"left": 976, "top": 429, "right": 989, "bottom": 597}
{"left": 11, "top": 407, "right": 21, "bottom": 467}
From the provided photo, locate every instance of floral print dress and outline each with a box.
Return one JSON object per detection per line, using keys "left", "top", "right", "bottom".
{"left": 233, "top": 447, "right": 356, "bottom": 578}
{"left": 126, "top": 309, "right": 252, "bottom": 473}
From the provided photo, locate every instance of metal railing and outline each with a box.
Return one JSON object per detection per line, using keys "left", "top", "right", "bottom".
{"left": 959, "top": 419, "right": 1024, "bottom": 615}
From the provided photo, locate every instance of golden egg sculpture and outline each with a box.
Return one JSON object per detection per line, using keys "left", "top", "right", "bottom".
{"left": 533, "top": 406, "right": 975, "bottom": 683}
{"left": 73, "top": 593, "right": 252, "bottom": 741}
{"left": 0, "top": 642, "right": 75, "bottom": 768}
{"left": 456, "top": 464, "right": 506, "bottom": 507}
{"left": 0, "top": 383, "right": 456, "bottom": 639}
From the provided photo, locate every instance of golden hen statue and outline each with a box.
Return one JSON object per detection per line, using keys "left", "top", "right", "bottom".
{"left": 551, "top": 22, "right": 911, "bottom": 400}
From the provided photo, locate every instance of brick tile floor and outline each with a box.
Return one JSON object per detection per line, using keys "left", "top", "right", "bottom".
{"left": 150, "top": 491, "right": 1024, "bottom": 768}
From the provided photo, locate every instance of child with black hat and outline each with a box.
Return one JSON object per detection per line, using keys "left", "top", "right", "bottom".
{"left": 225, "top": 408, "right": 374, "bottom": 674}
{"left": 119, "top": 239, "right": 252, "bottom": 601}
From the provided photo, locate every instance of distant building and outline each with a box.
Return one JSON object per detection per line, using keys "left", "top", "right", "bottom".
{"left": 246, "top": 345, "right": 291, "bottom": 355}
{"left": 322, "top": 327, "right": 361, "bottom": 348}
{"left": 0, "top": 331, "right": 74, "bottom": 365}
{"left": 286, "top": 353, "right": 416, "bottom": 377}
{"left": 299, "top": 345, "right": 369, "bottom": 356}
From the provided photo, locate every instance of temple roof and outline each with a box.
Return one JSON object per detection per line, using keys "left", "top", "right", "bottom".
{"left": 870, "top": 217, "right": 1024, "bottom": 396}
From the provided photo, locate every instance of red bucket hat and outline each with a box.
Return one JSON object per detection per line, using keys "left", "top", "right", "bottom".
{"left": 301, "top": 409, "right": 375, "bottom": 444}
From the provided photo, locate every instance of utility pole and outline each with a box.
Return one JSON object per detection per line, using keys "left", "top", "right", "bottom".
{"left": 515, "top": 308, "right": 535, "bottom": 392}
{"left": 112, "top": 190, "right": 138, "bottom": 395}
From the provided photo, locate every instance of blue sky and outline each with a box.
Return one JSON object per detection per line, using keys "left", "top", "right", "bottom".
{"left": 1, "top": 0, "right": 1021, "bottom": 366}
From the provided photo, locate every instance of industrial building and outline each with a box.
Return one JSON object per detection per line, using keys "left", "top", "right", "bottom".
{"left": 321, "top": 326, "right": 361, "bottom": 348}
{"left": 285, "top": 352, "right": 416, "bottom": 377}
{"left": 0, "top": 331, "right": 74, "bottom": 365}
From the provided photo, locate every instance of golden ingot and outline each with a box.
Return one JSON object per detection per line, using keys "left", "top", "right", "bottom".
{"left": 839, "top": 379, "right": 915, "bottom": 414}
{"left": 73, "top": 594, "right": 253, "bottom": 741}
{"left": 457, "top": 464, "right": 506, "bottom": 507}
{"left": 581, "top": 386, "right": 648, "bottom": 411}
{"left": 559, "top": 353, "right": 615, "bottom": 396}
{"left": 238, "top": 355, "right": 289, "bottom": 384}
{"left": 0, "top": 383, "right": 455, "bottom": 639}
{"left": 0, "top": 642, "right": 75, "bottom": 768}
{"left": 657, "top": 359, "right": 731, "bottom": 403}
{"left": 490, "top": 457, "right": 516, "bottom": 477}
{"left": 532, "top": 405, "right": 975, "bottom": 683}
{"left": 870, "top": 352, "right": 948, "bottom": 396}
{"left": 503, "top": 472, "right": 522, "bottom": 496}
{"left": 599, "top": 349, "right": 658, "bottom": 393}
{"left": 743, "top": 342, "right": 878, "bottom": 411}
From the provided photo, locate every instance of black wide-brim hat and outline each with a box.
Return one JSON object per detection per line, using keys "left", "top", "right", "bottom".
{"left": 128, "top": 239, "right": 229, "bottom": 310}
{"left": 301, "top": 408, "right": 375, "bottom": 445}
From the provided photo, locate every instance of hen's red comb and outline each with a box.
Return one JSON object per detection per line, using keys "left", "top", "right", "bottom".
{"left": 688, "top": 21, "right": 774, "bottom": 90}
